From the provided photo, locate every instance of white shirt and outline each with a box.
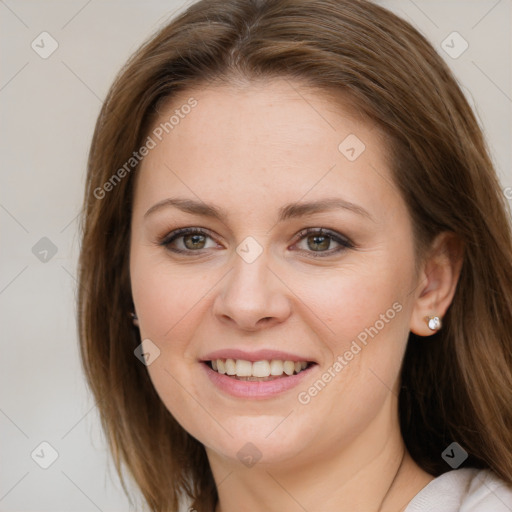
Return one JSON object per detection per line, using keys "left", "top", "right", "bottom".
{"left": 404, "top": 468, "right": 512, "bottom": 511}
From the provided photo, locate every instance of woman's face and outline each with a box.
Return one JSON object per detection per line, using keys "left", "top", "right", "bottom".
{"left": 130, "top": 79, "right": 421, "bottom": 467}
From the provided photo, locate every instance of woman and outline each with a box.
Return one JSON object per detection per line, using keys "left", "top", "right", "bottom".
{"left": 77, "top": 0, "right": 512, "bottom": 510}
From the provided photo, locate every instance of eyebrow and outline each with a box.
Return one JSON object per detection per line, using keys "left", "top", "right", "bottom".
{"left": 144, "top": 196, "right": 374, "bottom": 222}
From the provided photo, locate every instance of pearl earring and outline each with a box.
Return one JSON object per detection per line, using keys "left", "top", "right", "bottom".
{"left": 426, "top": 315, "right": 442, "bottom": 331}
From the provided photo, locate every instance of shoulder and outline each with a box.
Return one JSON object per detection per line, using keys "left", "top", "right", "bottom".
{"left": 404, "top": 467, "right": 512, "bottom": 512}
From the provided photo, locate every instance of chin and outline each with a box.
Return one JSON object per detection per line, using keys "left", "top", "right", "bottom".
{"left": 199, "top": 418, "right": 314, "bottom": 467}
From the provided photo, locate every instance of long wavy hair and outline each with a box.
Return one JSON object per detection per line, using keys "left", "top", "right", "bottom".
{"left": 77, "top": 0, "right": 512, "bottom": 510}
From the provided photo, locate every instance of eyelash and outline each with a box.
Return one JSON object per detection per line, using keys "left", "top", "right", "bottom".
{"left": 158, "top": 227, "right": 354, "bottom": 258}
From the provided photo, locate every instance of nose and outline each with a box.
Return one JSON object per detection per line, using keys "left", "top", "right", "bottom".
{"left": 213, "top": 252, "right": 292, "bottom": 332}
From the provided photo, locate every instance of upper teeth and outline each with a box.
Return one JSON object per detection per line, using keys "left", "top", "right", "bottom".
{"left": 211, "top": 359, "right": 308, "bottom": 377}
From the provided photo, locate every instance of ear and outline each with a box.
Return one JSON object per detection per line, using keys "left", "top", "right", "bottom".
{"left": 410, "top": 231, "right": 464, "bottom": 337}
{"left": 130, "top": 310, "right": 140, "bottom": 327}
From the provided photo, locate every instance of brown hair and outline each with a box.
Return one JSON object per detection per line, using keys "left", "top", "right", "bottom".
{"left": 77, "top": 0, "right": 512, "bottom": 510}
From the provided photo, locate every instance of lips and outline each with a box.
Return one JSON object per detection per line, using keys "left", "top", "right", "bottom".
{"left": 198, "top": 348, "right": 318, "bottom": 397}
{"left": 201, "top": 358, "right": 318, "bottom": 399}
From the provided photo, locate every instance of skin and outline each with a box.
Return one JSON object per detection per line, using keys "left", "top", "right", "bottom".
{"left": 129, "top": 79, "right": 463, "bottom": 512}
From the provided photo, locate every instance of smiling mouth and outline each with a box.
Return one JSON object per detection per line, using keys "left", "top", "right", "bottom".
{"left": 205, "top": 359, "right": 316, "bottom": 381}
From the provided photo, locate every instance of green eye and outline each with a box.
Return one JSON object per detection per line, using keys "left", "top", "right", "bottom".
{"left": 160, "top": 228, "right": 217, "bottom": 253}
{"left": 293, "top": 228, "right": 353, "bottom": 257}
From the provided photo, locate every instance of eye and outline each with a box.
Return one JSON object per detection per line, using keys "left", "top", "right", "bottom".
{"left": 159, "top": 227, "right": 219, "bottom": 254}
{"left": 292, "top": 227, "right": 353, "bottom": 257}
{"left": 159, "top": 226, "right": 354, "bottom": 257}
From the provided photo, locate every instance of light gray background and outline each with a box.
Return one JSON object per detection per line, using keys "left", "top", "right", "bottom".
{"left": 1, "top": 1, "right": 511, "bottom": 511}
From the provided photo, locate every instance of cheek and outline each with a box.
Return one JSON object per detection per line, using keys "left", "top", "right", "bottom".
{"left": 294, "top": 260, "right": 409, "bottom": 345}
{"left": 130, "top": 254, "right": 215, "bottom": 435}
{"left": 291, "top": 254, "right": 413, "bottom": 408}
{"left": 130, "top": 253, "right": 208, "bottom": 344}
{"left": 289, "top": 269, "right": 409, "bottom": 437}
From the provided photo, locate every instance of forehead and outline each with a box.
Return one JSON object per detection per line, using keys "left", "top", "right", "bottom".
{"left": 134, "top": 79, "right": 401, "bottom": 223}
